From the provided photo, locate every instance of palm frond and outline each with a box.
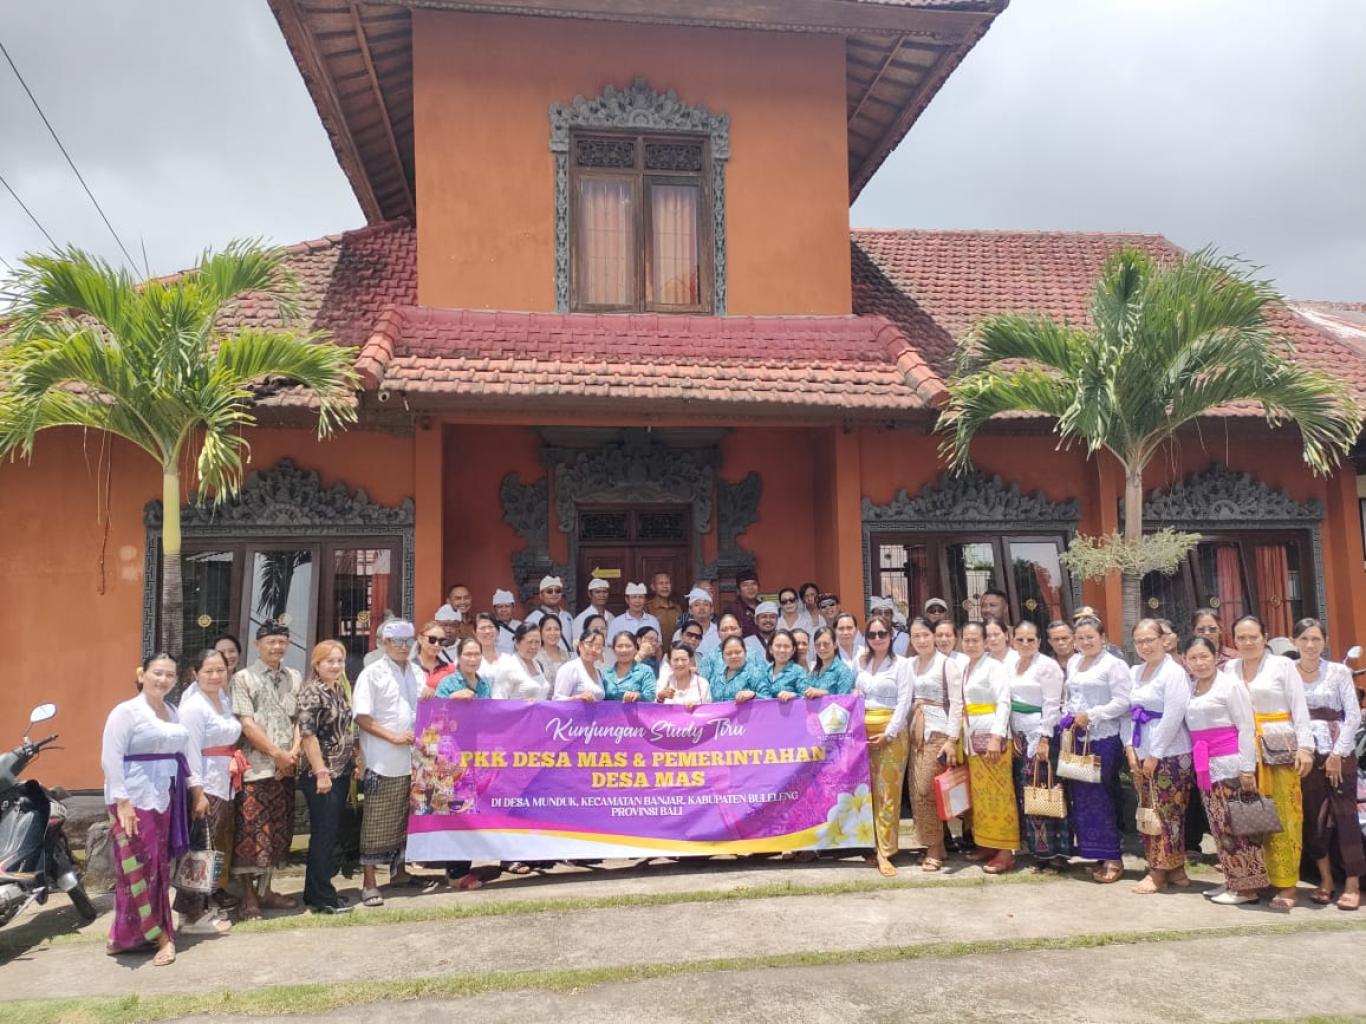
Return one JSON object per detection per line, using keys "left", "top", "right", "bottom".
{"left": 939, "top": 367, "right": 1075, "bottom": 470}
{"left": 211, "top": 328, "right": 360, "bottom": 435}
{"left": 957, "top": 314, "right": 1090, "bottom": 377}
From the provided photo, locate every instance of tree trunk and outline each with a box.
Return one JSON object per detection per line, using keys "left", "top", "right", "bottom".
{"left": 1121, "top": 465, "right": 1145, "bottom": 642}
{"left": 159, "top": 468, "right": 184, "bottom": 665}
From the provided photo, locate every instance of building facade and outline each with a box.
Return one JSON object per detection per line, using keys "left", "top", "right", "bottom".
{"left": 4, "top": 0, "right": 1365, "bottom": 787}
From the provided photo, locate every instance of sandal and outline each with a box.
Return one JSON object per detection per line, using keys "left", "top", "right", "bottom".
{"left": 983, "top": 852, "right": 1014, "bottom": 875}
{"left": 1268, "top": 893, "right": 1297, "bottom": 912}
{"left": 152, "top": 942, "right": 177, "bottom": 967}
{"left": 259, "top": 892, "right": 298, "bottom": 911}
{"left": 1091, "top": 862, "right": 1124, "bottom": 884}
{"left": 179, "top": 913, "right": 233, "bottom": 936}
{"left": 1310, "top": 888, "right": 1333, "bottom": 905}
{"left": 454, "top": 873, "right": 483, "bottom": 891}
{"left": 876, "top": 854, "right": 897, "bottom": 877}
{"left": 360, "top": 887, "right": 384, "bottom": 908}
{"left": 921, "top": 857, "right": 944, "bottom": 873}
{"left": 1337, "top": 891, "right": 1359, "bottom": 911}
{"left": 505, "top": 862, "right": 532, "bottom": 876}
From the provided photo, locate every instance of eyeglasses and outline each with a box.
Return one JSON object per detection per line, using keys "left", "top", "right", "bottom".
{"left": 865, "top": 630, "right": 889, "bottom": 639}
{"left": 1134, "top": 636, "right": 1160, "bottom": 646}
{"left": 423, "top": 634, "right": 445, "bottom": 645}
{"left": 1194, "top": 625, "right": 1220, "bottom": 634}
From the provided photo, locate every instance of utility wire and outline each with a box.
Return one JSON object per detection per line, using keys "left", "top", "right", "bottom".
{"left": 0, "top": 37, "right": 137, "bottom": 269}
{"left": 0, "top": 168, "right": 56, "bottom": 247}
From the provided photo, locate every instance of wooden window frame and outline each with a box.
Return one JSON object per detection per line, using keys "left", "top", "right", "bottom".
{"left": 1182, "top": 530, "right": 1315, "bottom": 620}
{"left": 569, "top": 131, "right": 713, "bottom": 315}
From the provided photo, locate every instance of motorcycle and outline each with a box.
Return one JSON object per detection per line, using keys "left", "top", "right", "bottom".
{"left": 0, "top": 704, "right": 97, "bottom": 928}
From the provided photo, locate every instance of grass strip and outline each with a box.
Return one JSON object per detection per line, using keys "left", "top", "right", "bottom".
{"left": 7, "top": 915, "right": 1365, "bottom": 1024}
{"left": 1, "top": 869, "right": 1051, "bottom": 951}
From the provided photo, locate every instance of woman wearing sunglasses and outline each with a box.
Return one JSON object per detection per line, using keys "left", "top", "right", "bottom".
{"left": 855, "top": 618, "right": 913, "bottom": 876}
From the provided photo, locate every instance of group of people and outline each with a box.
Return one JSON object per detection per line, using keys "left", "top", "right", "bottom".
{"left": 99, "top": 569, "right": 1365, "bottom": 967}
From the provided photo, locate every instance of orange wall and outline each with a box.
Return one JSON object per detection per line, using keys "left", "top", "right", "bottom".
{"left": 0, "top": 427, "right": 416, "bottom": 789}
{"left": 411, "top": 10, "right": 852, "bottom": 315}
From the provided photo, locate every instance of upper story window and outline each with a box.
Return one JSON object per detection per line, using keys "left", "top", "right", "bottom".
{"left": 550, "top": 79, "right": 730, "bottom": 315}
{"left": 571, "top": 133, "right": 711, "bottom": 313}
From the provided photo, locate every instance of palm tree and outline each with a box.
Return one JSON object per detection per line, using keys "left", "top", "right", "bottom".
{"left": 940, "top": 247, "right": 1361, "bottom": 635}
{"left": 0, "top": 241, "right": 359, "bottom": 660}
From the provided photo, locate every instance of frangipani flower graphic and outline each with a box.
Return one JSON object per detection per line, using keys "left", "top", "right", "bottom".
{"left": 817, "top": 784, "right": 873, "bottom": 848}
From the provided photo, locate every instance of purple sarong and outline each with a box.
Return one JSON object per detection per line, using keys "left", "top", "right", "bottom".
{"left": 1062, "top": 730, "right": 1123, "bottom": 861}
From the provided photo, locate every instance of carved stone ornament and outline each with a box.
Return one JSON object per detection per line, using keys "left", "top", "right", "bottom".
{"left": 500, "top": 473, "right": 570, "bottom": 604}
{"left": 861, "top": 472, "right": 1081, "bottom": 530}
{"left": 1142, "top": 463, "right": 1322, "bottom": 525}
{"left": 549, "top": 78, "right": 729, "bottom": 314}
{"left": 548, "top": 440, "right": 718, "bottom": 537}
{"left": 142, "top": 459, "right": 415, "bottom": 656}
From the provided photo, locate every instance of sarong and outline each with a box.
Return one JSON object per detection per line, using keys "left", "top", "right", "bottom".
{"left": 172, "top": 794, "right": 235, "bottom": 917}
{"left": 1012, "top": 735, "right": 1071, "bottom": 859}
{"left": 233, "top": 776, "right": 294, "bottom": 875}
{"left": 1137, "top": 754, "right": 1193, "bottom": 871}
{"left": 359, "top": 771, "right": 410, "bottom": 866}
{"left": 1302, "top": 751, "right": 1366, "bottom": 877}
{"left": 967, "top": 744, "right": 1019, "bottom": 852}
{"left": 106, "top": 804, "right": 174, "bottom": 952}
{"left": 865, "top": 708, "right": 909, "bottom": 859}
{"left": 1202, "top": 779, "right": 1270, "bottom": 891}
{"left": 909, "top": 705, "right": 949, "bottom": 849}
{"left": 1064, "top": 731, "right": 1123, "bottom": 861}
{"left": 1262, "top": 762, "right": 1304, "bottom": 889}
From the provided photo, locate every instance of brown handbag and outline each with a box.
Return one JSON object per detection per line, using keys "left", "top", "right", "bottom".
{"left": 1023, "top": 758, "right": 1066, "bottom": 819}
{"left": 1258, "top": 732, "right": 1296, "bottom": 767}
{"left": 1227, "top": 790, "right": 1284, "bottom": 839}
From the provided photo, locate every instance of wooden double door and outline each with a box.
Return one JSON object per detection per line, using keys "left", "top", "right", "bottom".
{"left": 575, "top": 504, "right": 692, "bottom": 614}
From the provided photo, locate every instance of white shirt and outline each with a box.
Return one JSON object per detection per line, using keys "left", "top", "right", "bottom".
{"left": 1184, "top": 671, "right": 1258, "bottom": 782}
{"left": 658, "top": 672, "right": 711, "bottom": 706}
{"left": 854, "top": 652, "right": 914, "bottom": 738}
{"left": 1299, "top": 660, "right": 1361, "bottom": 756}
{"left": 352, "top": 656, "right": 419, "bottom": 778}
{"left": 837, "top": 634, "right": 866, "bottom": 669}
{"left": 1123, "top": 656, "right": 1193, "bottom": 760}
{"left": 101, "top": 694, "right": 198, "bottom": 812}
{"left": 573, "top": 605, "right": 614, "bottom": 638}
{"left": 554, "top": 658, "right": 605, "bottom": 701}
{"left": 525, "top": 606, "right": 576, "bottom": 644}
{"left": 907, "top": 650, "right": 963, "bottom": 740}
{"left": 1063, "top": 650, "right": 1132, "bottom": 740}
{"left": 961, "top": 655, "right": 1011, "bottom": 743}
{"left": 494, "top": 619, "right": 521, "bottom": 656}
{"left": 989, "top": 647, "right": 1020, "bottom": 670}
{"left": 672, "top": 621, "right": 721, "bottom": 655}
{"left": 477, "top": 652, "right": 508, "bottom": 684}
{"left": 608, "top": 610, "right": 661, "bottom": 642}
{"left": 744, "top": 635, "right": 769, "bottom": 662}
{"left": 1008, "top": 653, "right": 1064, "bottom": 756}
{"left": 1231, "top": 653, "right": 1313, "bottom": 749}
{"left": 179, "top": 688, "right": 242, "bottom": 801}
{"left": 891, "top": 631, "right": 911, "bottom": 657}
{"left": 777, "top": 608, "right": 819, "bottom": 635}
{"left": 494, "top": 655, "right": 552, "bottom": 701}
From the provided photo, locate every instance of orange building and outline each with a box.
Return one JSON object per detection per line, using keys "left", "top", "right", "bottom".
{"left": 4, "top": 0, "right": 1365, "bottom": 787}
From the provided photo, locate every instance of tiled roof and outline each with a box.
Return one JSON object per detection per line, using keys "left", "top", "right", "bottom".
{"left": 852, "top": 228, "right": 1366, "bottom": 405}
{"left": 354, "top": 307, "right": 943, "bottom": 415}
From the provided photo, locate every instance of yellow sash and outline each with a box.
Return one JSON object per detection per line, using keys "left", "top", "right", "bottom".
{"left": 1253, "top": 710, "right": 1291, "bottom": 792}
{"left": 966, "top": 703, "right": 996, "bottom": 717}
{"left": 864, "top": 705, "right": 894, "bottom": 741}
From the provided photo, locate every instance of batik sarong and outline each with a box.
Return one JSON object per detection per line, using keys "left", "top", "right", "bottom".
{"left": 865, "top": 708, "right": 909, "bottom": 859}
{"left": 1262, "top": 762, "right": 1304, "bottom": 889}
{"left": 1302, "top": 751, "right": 1366, "bottom": 877}
{"left": 1137, "top": 754, "right": 1193, "bottom": 871}
{"left": 967, "top": 746, "right": 1019, "bottom": 852}
{"left": 1202, "top": 779, "right": 1270, "bottom": 891}
{"left": 233, "top": 776, "right": 294, "bottom": 874}
{"left": 909, "top": 709, "right": 950, "bottom": 849}
{"left": 1064, "top": 731, "right": 1123, "bottom": 861}
{"left": 106, "top": 804, "right": 174, "bottom": 952}
{"left": 359, "top": 771, "right": 410, "bottom": 866}
{"left": 172, "top": 794, "right": 234, "bottom": 918}
{"left": 1012, "top": 735, "right": 1071, "bottom": 859}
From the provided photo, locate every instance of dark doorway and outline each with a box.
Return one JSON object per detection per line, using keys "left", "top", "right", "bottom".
{"left": 576, "top": 504, "right": 691, "bottom": 613}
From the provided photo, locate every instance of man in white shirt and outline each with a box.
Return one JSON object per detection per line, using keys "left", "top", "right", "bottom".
{"left": 522, "top": 575, "right": 576, "bottom": 643}
{"left": 352, "top": 618, "right": 420, "bottom": 906}
{"left": 434, "top": 584, "right": 475, "bottom": 644}
{"left": 608, "top": 581, "right": 661, "bottom": 641}
{"left": 573, "top": 578, "right": 614, "bottom": 637}
{"left": 491, "top": 588, "right": 521, "bottom": 655}
{"left": 745, "top": 601, "right": 780, "bottom": 660}
{"left": 673, "top": 587, "right": 720, "bottom": 656}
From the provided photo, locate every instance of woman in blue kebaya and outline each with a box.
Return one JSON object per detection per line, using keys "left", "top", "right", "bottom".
{"left": 759, "top": 630, "right": 806, "bottom": 702}
{"left": 435, "top": 637, "right": 492, "bottom": 699}
{"left": 708, "top": 635, "right": 760, "bottom": 703}
{"left": 806, "top": 626, "right": 854, "bottom": 697}
{"left": 602, "top": 631, "right": 657, "bottom": 702}
{"left": 699, "top": 613, "right": 747, "bottom": 680}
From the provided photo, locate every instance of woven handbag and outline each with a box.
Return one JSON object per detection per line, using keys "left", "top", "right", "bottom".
{"left": 1227, "top": 791, "right": 1283, "bottom": 839}
{"left": 1135, "top": 776, "right": 1163, "bottom": 837}
{"left": 1022, "top": 758, "right": 1066, "bottom": 819}
{"left": 172, "top": 823, "right": 223, "bottom": 894}
{"left": 1056, "top": 727, "right": 1102, "bottom": 784}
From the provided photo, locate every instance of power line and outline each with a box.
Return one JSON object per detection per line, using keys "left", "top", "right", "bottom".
{"left": 0, "top": 168, "right": 56, "bottom": 248}
{"left": 0, "top": 37, "right": 137, "bottom": 270}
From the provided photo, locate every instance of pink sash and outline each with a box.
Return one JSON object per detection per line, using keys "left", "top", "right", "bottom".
{"left": 1189, "top": 725, "right": 1240, "bottom": 792}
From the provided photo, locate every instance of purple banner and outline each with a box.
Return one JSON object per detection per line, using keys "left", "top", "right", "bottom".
{"left": 405, "top": 695, "right": 872, "bottom": 861}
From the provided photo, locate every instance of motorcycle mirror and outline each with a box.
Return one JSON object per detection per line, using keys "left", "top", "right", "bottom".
{"left": 28, "top": 704, "right": 57, "bottom": 726}
{"left": 1347, "top": 645, "right": 1361, "bottom": 660}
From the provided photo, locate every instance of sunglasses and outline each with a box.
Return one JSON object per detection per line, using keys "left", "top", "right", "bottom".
{"left": 543, "top": 587, "right": 563, "bottom": 594}
{"left": 780, "top": 598, "right": 797, "bottom": 606}
{"left": 866, "top": 630, "right": 889, "bottom": 639}
{"left": 683, "top": 632, "right": 704, "bottom": 641}
{"left": 423, "top": 634, "right": 445, "bottom": 645}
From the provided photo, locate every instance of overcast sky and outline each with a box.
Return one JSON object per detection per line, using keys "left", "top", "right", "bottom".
{"left": 1, "top": 1, "right": 1362, "bottom": 299}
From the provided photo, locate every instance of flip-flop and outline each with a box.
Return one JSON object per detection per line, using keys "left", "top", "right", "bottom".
{"left": 1336, "top": 891, "right": 1360, "bottom": 911}
{"left": 454, "top": 873, "right": 483, "bottom": 891}
{"left": 1268, "top": 894, "right": 1296, "bottom": 912}
{"left": 152, "top": 943, "right": 177, "bottom": 967}
{"left": 360, "top": 887, "right": 384, "bottom": 908}
{"left": 921, "top": 857, "right": 944, "bottom": 873}
{"left": 1310, "top": 888, "right": 1333, "bottom": 905}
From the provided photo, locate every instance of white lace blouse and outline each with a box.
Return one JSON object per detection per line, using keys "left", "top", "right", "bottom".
{"left": 854, "top": 653, "right": 914, "bottom": 738}
{"left": 1063, "top": 651, "right": 1132, "bottom": 740}
{"left": 1008, "top": 654, "right": 1064, "bottom": 756}
{"left": 1298, "top": 660, "right": 1361, "bottom": 756}
{"left": 961, "top": 656, "right": 1011, "bottom": 743}
{"left": 1184, "top": 671, "right": 1258, "bottom": 783}
{"left": 493, "top": 656, "right": 552, "bottom": 701}
{"left": 554, "top": 658, "right": 606, "bottom": 701}
{"left": 1122, "top": 656, "right": 1193, "bottom": 760}
{"left": 1230, "top": 653, "right": 1313, "bottom": 749}
{"left": 101, "top": 693, "right": 199, "bottom": 811}
{"left": 178, "top": 688, "right": 242, "bottom": 801}
{"left": 907, "top": 651, "right": 963, "bottom": 740}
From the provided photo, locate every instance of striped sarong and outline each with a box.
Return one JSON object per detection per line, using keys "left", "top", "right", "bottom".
{"left": 106, "top": 803, "right": 174, "bottom": 952}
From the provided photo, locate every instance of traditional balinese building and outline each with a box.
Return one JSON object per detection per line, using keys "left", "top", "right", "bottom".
{"left": 5, "top": 0, "right": 1365, "bottom": 787}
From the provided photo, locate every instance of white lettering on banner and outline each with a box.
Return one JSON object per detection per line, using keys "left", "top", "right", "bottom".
{"left": 545, "top": 717, "right": 646, "bottom": 744}
{"left": 648, "top": 719, "right": 704, "bottom": 744}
